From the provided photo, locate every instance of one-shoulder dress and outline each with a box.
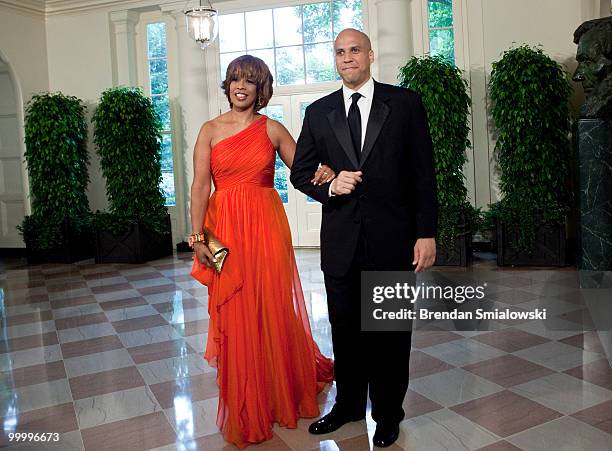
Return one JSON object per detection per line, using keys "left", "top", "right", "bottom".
{"left": 191, "top": 115, "right": 334, "bottom": 448}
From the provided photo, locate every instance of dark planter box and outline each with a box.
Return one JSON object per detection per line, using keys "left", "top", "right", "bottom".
{"left": 496, "top": 219, "right": 566, "bottom": 267}
{"left": 95, "top": 214, "right": 172, "bottom": 264}
{"left": 435, "top": 234, "right": 473, "bottom": 266}
{"left": 26, "top": 219, "right": 94, "bottom": 264}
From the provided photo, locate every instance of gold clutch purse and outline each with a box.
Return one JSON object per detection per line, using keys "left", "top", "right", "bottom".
{"left": 205, "top": 229, "right": 229, "bottom": 273}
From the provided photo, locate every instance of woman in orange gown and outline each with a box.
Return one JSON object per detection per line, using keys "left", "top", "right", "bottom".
{"left": 189, "top": 55, "right": 334, "bottom": 448}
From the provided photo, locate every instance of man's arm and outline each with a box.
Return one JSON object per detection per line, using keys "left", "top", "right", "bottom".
{"left": 290, "top": 106, "right": 332, "bottom": 205}
{"left": 406, "top": 92, "right": 437, "bottom": 271}
{"left": 407, "top": 92, "right": 438, "bottom": 238}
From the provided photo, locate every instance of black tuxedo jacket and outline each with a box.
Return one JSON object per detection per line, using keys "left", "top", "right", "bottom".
{"left": 290, "top": 81, "right": 437, "bottom": 277}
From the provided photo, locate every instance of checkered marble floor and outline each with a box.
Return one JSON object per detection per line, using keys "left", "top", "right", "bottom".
{"left": 1, "top": 250, "right": 611, "bottom": 451}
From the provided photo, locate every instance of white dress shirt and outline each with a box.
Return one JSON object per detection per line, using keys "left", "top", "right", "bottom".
{"left": 328, "top": 77, "right": 374, "bottom": 196}
{"left": 342, "top": 76, "right": 374, "bottom": 150}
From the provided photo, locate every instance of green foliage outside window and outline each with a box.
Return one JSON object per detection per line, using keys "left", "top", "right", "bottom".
{"left": 18, "top": 93, "right": 91, "bottom": 250}
{"left": 487, "top": 45, "right": 572, "bottom": 251}
{"left": 399, "top": 55, "right": 479, "bottom": 247}
{"left": 92, "top": 87, "right": 168, "bottom": 235}
{"left": 428, "top": 0, "right": 452, "bottom": 27}
{"left": 332, "top": 0, "right": 362, "bottom": 34}
{"left": 428, "top": 0, "right": 454, "bottom": 64}
{"left": 146, "top": 22, "right": 167, "bottom": 58}
{"left": 303, "top": 2, "right": 332, "bottom": 43}
{"left": 147, "top": 21, "right": 175, "bottom": 207}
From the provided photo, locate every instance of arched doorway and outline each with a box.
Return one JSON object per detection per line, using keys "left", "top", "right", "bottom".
{"left": 0, "top": 54, "right": 27, "bottom": 250}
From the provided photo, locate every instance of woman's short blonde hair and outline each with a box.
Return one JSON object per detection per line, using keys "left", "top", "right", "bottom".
{"left": 221, "top": 55, "right": 274, "bottom": 112}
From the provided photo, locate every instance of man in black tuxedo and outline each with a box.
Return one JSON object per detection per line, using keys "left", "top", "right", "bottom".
{"left": 290, "top": 29, "right": 437, "bottom": 447}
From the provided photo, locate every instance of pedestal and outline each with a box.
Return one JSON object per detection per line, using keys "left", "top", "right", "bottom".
{"left": 577, "top": 118, "right": 612, "bottom": 286}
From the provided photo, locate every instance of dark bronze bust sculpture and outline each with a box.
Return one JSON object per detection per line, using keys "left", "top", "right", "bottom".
{"left": 573, "top": 17, "right": 612, "bottom": 118}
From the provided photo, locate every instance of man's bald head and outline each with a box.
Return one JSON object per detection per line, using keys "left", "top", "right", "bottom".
{"left": 335, "top": 28, "right": 372, "bottom": 51}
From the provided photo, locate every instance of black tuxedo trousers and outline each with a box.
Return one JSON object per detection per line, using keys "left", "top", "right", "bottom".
{"left": 324, "top": 227, "right": 412, "bottom": 424}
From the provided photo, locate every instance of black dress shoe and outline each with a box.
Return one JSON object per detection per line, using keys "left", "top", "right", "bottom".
{"left": 373, "top": 423, "right": 400, "bottom": 447}
{"left": 308, "top": 408, "right": 365, "bottom": 435}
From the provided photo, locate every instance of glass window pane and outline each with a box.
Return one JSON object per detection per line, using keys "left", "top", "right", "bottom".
{"left": 298, "top": 101, "right": 317, "bottom": 203}
{"left": 332, "top": 0, "right": 363, "bottom": 37}
{"left": 429, "top": 28, "right": 455, "bottom": 63}
{"left": 152, "top": 94, "right": 171, "bottom": 130}
{"left": 160, "top": 135, "right": 175, "bottom": 206}
{"left": 147, "top": 22, "right": 167, "bottom": 58}
{"left": 300, "top": 102, "right": 309, "bottom": 122}
{"left": 161, "top": 172, "right": 176, "bottom": 206}
{"left": 149, "top": 59, "right": 168, "bottom": 95}
{"left": 274, "top": 6, "right": 302, "bottom": 47}
{"left": 276, "top": 46, "right": 305, "bottom": 86}
{"left": 306, "top": 43, "right": 335, "bottom": 83}
{"left": 428, "top": 0, "right": 453, "bottom": 28}
{"left": 220, "top": 51, "right": 246, "bottom": 81}
{"left": 259, "top": 104, "right": 288, "bottom": 203}
{"left": 219, "top": 13, "right": 245, "bottom": 53}
{"left": 303, "top": 2, "right": 332, "bottom": 44}
{"left": 248, "top": 49, "right": 276, "bottom": 82}
{"left": 274, "top": 164, "right": 288, "bottom": 204}
{"left": 160, "top": 134, "right": 173, "bottom": 172}
{"left": 261, "top": 104, "right": 284, "bottom": 123}
{"left": 246, "top": 9, "right": 273, "bottom": 50}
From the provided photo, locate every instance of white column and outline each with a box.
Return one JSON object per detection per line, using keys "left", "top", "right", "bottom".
{"left": 161, "top": 3, "right": 211, "bottom": 238}
{"left": 375, "top": 0, "right": 413, "bottom": 84}
{"left": 110, "top": 10, "right": 140, "bottom": 86}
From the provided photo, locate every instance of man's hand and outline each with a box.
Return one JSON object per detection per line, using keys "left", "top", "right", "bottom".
{"left": 330, "top": 171, "right": 363, "bottom": 195}
{"left": 413, "top": 238, "right": 436, "bottom": 272}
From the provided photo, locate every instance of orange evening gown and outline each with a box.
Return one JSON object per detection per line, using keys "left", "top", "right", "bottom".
{"left": 191, "top": 115, "right": 334, "bottom": 448}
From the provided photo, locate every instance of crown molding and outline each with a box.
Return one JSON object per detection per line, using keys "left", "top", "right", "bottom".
{"left": 45, "top": 0, "right": 152, "bottom": 15}
{"left": 0, "top": 0, "right": 46, "bottom": 17}
{"left": 44, "top": 0, "right": 230, "bottom": 16}
{"left": 1, "top": 0, "right": 229, "bottom": 17}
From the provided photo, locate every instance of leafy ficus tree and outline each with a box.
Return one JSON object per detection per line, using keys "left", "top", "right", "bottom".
{"left": 92, "top": 87, "right": 167, "bottom": 234}
{"left": 488, "top": 45, "right": 572, "bottom": 250}
{"left": 399, "top": 54, "right": 478, "bottom": 248}
{"left": 19, "top": 93, "right": 90, "bottom": 250}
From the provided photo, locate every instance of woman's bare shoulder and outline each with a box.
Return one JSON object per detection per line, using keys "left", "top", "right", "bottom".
{"left": 198, "top": 113, "right": 231, "bottom": 142}
{"left": 265, "top": 116, "right": 287, "bottom": 136}
{"left": 201, "top": 114, "right": 222, "bottom": 131}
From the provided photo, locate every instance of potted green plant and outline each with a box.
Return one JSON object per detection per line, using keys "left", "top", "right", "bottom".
{"left": 488, "top": 45, "right": 572, "bottom": 266}
{"left": 399, "top": 54, "right": 479, "bottom": 266}
{"left": 18, "top": 93, "right": 92, "bottom": 263}
{"left": 92, "top": 87, "right": 172, "bottom": 263}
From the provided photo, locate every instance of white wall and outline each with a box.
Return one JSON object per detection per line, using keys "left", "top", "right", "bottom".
{"left": 46, "top": 10, "right": 116, "bottom": 212}
{"left": 0, "top": 5, "right": 49, "bottom": 234}
{"left": 481, "top": 0, "right": 596, "bottom": 115}
{"left": 0, "top": 7, "right": 49, "bottom": 104}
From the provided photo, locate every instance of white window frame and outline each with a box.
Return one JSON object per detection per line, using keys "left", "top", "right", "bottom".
{"left": 205, "top": 0, "right": 372, "bottom": 117}
{"left": 136, "top": 11, "right": 187, "bottom": 243}
{"left": 412, "top": 0, "right": 469, "bottom": 70}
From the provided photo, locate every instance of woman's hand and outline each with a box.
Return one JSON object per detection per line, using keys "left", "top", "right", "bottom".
{"left": 311, "top": 164, "right": 336, "bottom": 185}
{"left": 193, "top": 242, "right": 216, "bottom": 268}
